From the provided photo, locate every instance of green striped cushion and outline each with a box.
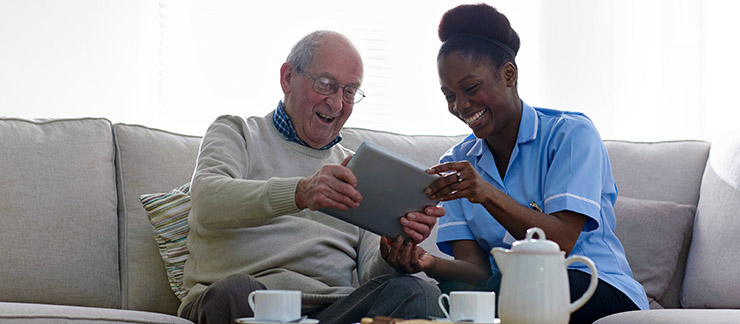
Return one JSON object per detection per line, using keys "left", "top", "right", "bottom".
{"left": 140, "top": 182, "right": 191, "bottom": 300}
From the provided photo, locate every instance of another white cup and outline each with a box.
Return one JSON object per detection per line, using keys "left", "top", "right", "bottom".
{"left": 247, "top": 290, "right": 302, "bottom": 322}
{"left": 438, "top": 291, "right": 496, "bottom": 323}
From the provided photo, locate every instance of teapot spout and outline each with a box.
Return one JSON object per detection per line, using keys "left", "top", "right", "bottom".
{"left": 491, "top": 247, "right": 508, "bottom": 273}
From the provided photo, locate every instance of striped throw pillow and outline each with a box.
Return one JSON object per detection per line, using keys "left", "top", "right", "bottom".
{"left": 140, "top": 182, "right": 191, "bottom": 300}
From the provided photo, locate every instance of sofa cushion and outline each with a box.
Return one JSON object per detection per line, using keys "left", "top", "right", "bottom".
{"left": 140, "top": 183, "right": 192, "bottom": 300}
{"left": 593, "top": 309, "right": 740, "bottom": 324}
{"left": 0, "top": 118, "right": 120, "bottom": 308}
{"left": 683, "top": 131, "right": 740, "bottom": 308}
{"left": 0, "top": 301, "right": 193, "bottom": 324}
{"left": 604, "top": 139, "right": 710, "bottom": 308}
{"left": 113, "top": 124, "right": 201, "bottom": 314}
{"left": 605, "top": 140, "right": 710, "bottom": 206}
{"left": 613, "top": 197, "right": 696, "bottom": 308}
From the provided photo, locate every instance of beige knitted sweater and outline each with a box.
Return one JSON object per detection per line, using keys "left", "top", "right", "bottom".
{"left": 180, "top": 113, "right": 393, "bottom": 313}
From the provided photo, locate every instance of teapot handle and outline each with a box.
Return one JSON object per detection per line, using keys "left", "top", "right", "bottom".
{"left": 565, "top": 255, "right": 599, "bottom": 314}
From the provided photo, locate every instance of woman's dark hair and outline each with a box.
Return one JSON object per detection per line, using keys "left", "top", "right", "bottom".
{"left": 438, "top": 3, "right": 520, "bottom": 70}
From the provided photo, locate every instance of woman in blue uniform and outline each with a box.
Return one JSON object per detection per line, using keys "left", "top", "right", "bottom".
{"left": 380, "top": 4, "right": 648, "bottom": 323}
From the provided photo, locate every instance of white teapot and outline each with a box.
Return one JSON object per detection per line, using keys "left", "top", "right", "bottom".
{"left": 491, "top": 227, "right": 598, "bottom": 324}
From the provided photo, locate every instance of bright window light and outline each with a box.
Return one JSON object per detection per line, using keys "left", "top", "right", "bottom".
{"left": 1, "top": 0, "right": 738, "bottom": 142}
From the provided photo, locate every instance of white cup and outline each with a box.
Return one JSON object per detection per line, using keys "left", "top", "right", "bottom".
{"left": 438, "top": 291, "right": 496, "bottom": 323}
{"left": 247, "top": 290, "right": 302, "bottom": 322}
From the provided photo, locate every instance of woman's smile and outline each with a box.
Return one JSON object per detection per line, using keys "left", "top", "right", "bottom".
{"left": 464, "top": 108, "right": 488, "bottom": 126}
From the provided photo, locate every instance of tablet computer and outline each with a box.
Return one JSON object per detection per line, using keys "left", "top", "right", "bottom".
{"left": 319, "top": 141, "right": 440, "bottom": 238}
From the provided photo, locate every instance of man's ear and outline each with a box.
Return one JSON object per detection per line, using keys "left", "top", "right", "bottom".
{"left": 280, "top": 62, "right": 293, "bottom": 94}
{"left": 502, "top": 62, "right": 518, "bottom": 87}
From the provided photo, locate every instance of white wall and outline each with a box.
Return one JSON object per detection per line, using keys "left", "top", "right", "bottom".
{"left": 0, "top": 0, "right": 159, "bottom": 127}
{"left": 2, "top": 0, "right": 739, "bottom": 142}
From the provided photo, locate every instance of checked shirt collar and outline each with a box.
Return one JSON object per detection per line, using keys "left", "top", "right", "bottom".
{"left": 272, "top": 101, "right": 342, "bottom": 150}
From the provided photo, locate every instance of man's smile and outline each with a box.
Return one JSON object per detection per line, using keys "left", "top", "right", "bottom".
{"left": 317, "top": 112, "right": 335, "bottom": 123}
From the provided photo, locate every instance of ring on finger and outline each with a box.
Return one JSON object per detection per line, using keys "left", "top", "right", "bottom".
{"left": 456, "top": 172, "right": 463, "bottom": 182}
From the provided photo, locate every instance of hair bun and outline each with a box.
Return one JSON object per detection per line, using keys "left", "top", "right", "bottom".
{"left": 438, "top": 3, "right": 520, "bottom": 55}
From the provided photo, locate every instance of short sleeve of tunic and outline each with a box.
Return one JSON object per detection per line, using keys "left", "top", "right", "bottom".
{"left": 541, "top": 117, "right": 607, "bottom": 231}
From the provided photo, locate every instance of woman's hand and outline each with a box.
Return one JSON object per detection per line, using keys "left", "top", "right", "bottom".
{"left": 380, "top": 236, "right": 435, "bottom": 274}
{"left": 425, "top": 161, "right": 495, "bottom": 204}
{"left": 427, "top": 163, "right": 587, "bottom": 255}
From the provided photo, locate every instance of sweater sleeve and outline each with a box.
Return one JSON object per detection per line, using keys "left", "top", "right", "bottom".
{"left": 190, "top": 115, "right": 302, "bottom": 230}
{"left": 355, "top": 229, "right": 397, "bottom": 283}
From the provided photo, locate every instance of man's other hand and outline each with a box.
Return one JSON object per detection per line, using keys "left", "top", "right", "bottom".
{"left": 400, "top": 205, "right": 445, "bottom": 244}
{"left": 295, "top": 156, "right": 362, "bottom": 210}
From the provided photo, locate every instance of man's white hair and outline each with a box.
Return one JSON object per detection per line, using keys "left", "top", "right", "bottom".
{"left": 286, "top": 30, "right": 361, "bottom": 72}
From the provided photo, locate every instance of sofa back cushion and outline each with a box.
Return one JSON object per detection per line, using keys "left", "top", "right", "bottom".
{"left": 340, "top": 128, "right": 467, "bottom": 168}
{"left": 682, "top": 131, "right": 740, "bottom": 308}
{"left": 113, "top": 124, "right": 201, "bottom": 314}
{"left": 605, "top": 140, "right": 710, "bottom": 206}
{"left": 0, "top": 118, "right": 120, "bottom": 308}
{"left": 604, "top": 140, "right": 710, "bottom": 308}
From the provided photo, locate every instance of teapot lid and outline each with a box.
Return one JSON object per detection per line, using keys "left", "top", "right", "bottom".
{"left": 510, "top": 227, "right": 560, "bottom": 253}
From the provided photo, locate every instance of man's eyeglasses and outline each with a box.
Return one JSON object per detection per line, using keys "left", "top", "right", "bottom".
{"left": 296, "top": 68, "right": 365, "bottom": 104}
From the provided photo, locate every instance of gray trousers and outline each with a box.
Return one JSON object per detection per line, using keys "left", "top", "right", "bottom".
{"left": 180, "top": 273, "right": 443, "bottom": 324}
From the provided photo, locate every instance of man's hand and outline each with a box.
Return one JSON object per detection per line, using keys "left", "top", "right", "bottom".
{"left": 295, "top": 156, "right": 362, "bottom": 210}
{"left": 400, "top": 205, "right": 445, "bottom": 244}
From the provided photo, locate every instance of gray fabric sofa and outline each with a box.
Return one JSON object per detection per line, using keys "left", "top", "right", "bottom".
{"left": 1, "top": 117, "right": 739, "bottom": 323}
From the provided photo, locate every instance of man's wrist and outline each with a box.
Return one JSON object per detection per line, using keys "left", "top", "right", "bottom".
{"left": 294, "top": 178, "right": 307, "bottom": 209}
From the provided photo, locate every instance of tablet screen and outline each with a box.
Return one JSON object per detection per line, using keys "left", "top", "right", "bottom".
{"left": 319, "top": 141, "right": 440, "bottom": 238}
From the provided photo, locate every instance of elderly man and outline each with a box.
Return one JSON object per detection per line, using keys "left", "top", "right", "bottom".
{"left": 179, "top": 30, "right": 445, "bottom": 324}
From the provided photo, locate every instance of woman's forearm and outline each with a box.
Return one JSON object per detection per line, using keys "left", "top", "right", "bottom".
{"left": 424, "top": 255, "right": 491, "bottom": 287}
